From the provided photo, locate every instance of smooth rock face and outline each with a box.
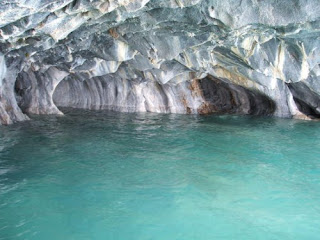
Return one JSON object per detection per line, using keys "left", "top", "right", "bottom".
{"left": 0, "top": 0, "right": 320, "bottom": 124}
{"left": 53, "top": 76, "right": 275, "bottom": 115}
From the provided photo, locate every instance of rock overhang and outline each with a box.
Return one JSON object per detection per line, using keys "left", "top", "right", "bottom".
{"left": 0, "top": 0, "right": 320, "bottom": 124}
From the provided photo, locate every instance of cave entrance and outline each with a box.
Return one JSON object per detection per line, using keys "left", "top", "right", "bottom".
{"left": 53, "top": 75, "right": 276, "bottom": 117}
{"left": 196, "top": 76, "right": 275, "bottom": 116}
{"left": 287, "top": 82, "right": 320, "bottom": 119}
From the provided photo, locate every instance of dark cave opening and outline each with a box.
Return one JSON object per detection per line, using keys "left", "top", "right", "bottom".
{"left": 287, "top": 82, "right": 320, "bottom": 119}
{"left": 198, "top": 77, "right": 276, "bottom": 116}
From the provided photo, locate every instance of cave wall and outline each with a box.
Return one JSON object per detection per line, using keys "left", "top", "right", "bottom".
{"left": 52, "top": 76, "right": 275, "bottom": 115}
{"left": 0, "top": 0, "right": 320, "bottom": 124}
{"left": 0, "top": 55, "right": 29, "bottom": 124}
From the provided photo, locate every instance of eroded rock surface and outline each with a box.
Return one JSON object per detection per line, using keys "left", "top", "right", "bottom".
{"left": 1, "top": 0, "right": 320, "bottom": 124}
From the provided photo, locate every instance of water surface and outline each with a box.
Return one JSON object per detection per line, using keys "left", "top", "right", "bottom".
{"left": 0, "top": 109, "right": 320, "bottom": 239}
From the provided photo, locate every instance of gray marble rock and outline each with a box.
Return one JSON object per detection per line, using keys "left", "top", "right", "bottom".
{"left": 0, "top": 0, "right": 320, "bottom": 124}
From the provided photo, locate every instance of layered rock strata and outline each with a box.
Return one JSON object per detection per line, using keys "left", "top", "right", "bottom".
{"left": 0, "top": 0, "right": 320, "bottom": 124}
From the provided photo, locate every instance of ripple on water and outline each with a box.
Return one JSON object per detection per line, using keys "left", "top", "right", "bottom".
{"left": 0, "top": 110, "right": 320, "bottom": 240}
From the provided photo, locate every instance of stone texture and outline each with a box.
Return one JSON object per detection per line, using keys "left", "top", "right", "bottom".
{"left": 0, "top": 0, "right": 320, "bottom": 124}
{"left": 53, "top": 76, "right": 275, "bottom": 115}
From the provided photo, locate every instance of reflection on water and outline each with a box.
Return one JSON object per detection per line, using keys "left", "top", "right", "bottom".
{"left": 0, "top": 109, "right": 320, "bottom": 239}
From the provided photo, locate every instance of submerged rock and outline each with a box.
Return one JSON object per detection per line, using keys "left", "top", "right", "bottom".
{"left": 0, "top": 0, "right": 320, "bottom": 124}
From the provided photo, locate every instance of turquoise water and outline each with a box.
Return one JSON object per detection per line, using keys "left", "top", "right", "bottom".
{"left": 0, "top": 109, "right": 320, "bottom": 240}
